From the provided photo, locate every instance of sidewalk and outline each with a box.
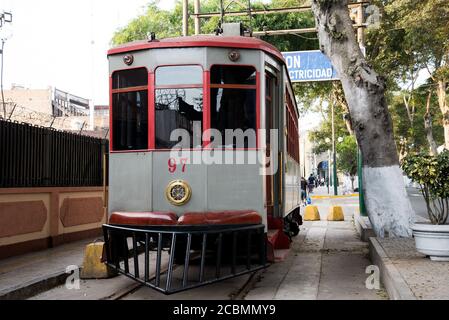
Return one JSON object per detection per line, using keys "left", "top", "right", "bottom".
{"left": 245, "top": 195, "right": 387, "bottom": 300}
{"left": 309, "top": 185, "right": 358, "bottom": 199}
{"left": 370, "top": 237, "right": 449, "bottom": 300}
{"left": 0, "top": 238, "right": 95, "bottom": 299}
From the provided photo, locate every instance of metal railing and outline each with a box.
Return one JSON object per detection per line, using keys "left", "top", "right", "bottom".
{"left": 0, "top": 119, "right": 108, "bottom": 188}
{"left": 102, "top": 224, "right": 267, "bottom": 295}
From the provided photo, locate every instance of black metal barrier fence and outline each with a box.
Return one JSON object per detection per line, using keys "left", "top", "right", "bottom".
{"left": 102, "top": 224, "right": 267, "bottom": 294}
{"left": 0, "top": 119, "right": 108, "bottom": 188}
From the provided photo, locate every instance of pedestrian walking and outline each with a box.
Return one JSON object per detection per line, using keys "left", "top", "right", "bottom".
{"left": 300, "top": 177, "right": 308, "bottom": 205}
{"left": 308, "top": 174, "right": 315, "bottom": 193}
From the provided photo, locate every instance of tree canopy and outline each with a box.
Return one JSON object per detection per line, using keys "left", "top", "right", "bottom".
{"left": 111, "top": 0, "right": 449, "bottom": 161}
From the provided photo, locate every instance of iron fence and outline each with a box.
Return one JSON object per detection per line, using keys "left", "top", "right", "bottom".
{"left": 103, "top": 223, "right": 267, "bottom": 294}
{"left": 0, "top": 119, "right": 108, "bottom": 188}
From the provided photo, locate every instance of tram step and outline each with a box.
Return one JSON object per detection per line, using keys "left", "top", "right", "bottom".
{"left": 274, "top": 249, "right": 290, "bottom": 262}
{"left": 267, "top": 229, "right": 290, "bottom": 250}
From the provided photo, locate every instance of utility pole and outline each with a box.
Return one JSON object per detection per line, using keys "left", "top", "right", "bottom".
{"left": 194, "top": 0, "right": 200, "bottom": 35}
{"left": 0, "top": 11, "right": 13, "bottom": 119}
{"left": 303, "top": 137, "right": 306, "bottom": 177}
{"left": 327, "top": 149, "right": 331, "bottom": 194}
{"left": 182, "top": 0, "right": 189, "bottom": 37}
{"left": 89, "top": 0, "right": 95, "bottom": 130}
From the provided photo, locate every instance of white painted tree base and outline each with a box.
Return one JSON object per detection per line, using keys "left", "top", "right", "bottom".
{"left": 363, "top": 165, "right": 414, "bottom": 237}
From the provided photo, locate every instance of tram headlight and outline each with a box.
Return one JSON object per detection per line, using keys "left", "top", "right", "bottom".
{"left": 228, "top": 49, "right": 240, "bottom": 62}
{"left": 123, "top": 54, "right": 134, "bottom": 66}
{"left": 165, "top": 180, "right": 192, "bottom": 206}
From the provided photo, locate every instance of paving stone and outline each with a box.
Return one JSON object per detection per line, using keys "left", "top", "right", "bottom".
{"left": 376, "top": 238, "right": 449, "bottom": 300}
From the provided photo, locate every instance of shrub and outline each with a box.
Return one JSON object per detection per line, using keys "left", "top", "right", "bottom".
{"left": 401, "top": 150, "right": 449, "bottom": 224}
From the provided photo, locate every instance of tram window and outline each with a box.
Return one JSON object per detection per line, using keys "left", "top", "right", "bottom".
{"left": 112, "top": 68, "right": 147, "bottom": 89}
{"left": 112, "top": 91, "right": 148, "bottom": 151}
{"left": 210, "top": 65, "right": 257, "bottom": 148}
{"left": 155, "top": 88, "right": 203, "bottom": 149}
{"left": 285, "top": 91, "right": 299, "bottom": 163}
{"left": 111, "top": 68, "right": 148, "bottom": 151}
{"left": 211, "top": 65, "right": 256, "bottom": 85}
{"left": 155, "top": 66, "right": 203, "bottom": 149}
{"left": 156, "top": 66, "right": 203, "bottom": 87}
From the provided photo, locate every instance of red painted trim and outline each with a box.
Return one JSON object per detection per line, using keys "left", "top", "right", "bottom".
{"left": 148, "top": 72, "right": 155, "bottom": 149}
{"left": 110, "top": 66, "right": 149, "bottom": 152}
{"left": 110, "top": 150, "right": 152, "bottom": 154}
{"left": 109, "top": 76, "right": 113, "bottom": 151}
{"left": 152, "top": 64, "right": 205, "bottom": 149}
{"left": 203, "top": 70, "right": 211, "bottom": 147}
{"left": 210, "top": 84, "right": 257, "bottom": 89}
{"left": 111, "top": 86, "right": 148, "bottom": 94}
{"left": 207, "top": 64, "right": 259, "bottom": 149}
{"left": 256, "top": 71, "right": 261, "bottom": 149}
{"left": 107, "top": 36, "right": 285, "bottom": 63}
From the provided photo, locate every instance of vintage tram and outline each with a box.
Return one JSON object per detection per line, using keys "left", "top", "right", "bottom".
{"left": 103, "top": 29, "right": 302, "bottom": 294}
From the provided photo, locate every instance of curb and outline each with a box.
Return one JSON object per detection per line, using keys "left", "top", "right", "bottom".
{"left": 353, "top": 210, "right": 375, "bottom": 242}
{"left": 368, "top": 237, "right": 416, "bottom": 300}
{"left": 311, "top": 194, "right": 358, "bottom": 199}
{"left": 0, "top": 269, "right": 73, "bottom": 300}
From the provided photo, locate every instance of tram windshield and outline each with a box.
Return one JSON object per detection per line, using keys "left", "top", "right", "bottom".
{"left": 155, "top": 65, "right": 203, "bottom": 149}
{"left": 210, "top": 65, "right": 257, "bottom": 148}
{"left": 112, "top": 68, "right": 148, "bottom": 151}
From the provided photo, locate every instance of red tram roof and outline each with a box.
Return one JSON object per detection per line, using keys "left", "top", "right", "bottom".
{"left": 107, "top": 35, "right": 285, "bottom": 63}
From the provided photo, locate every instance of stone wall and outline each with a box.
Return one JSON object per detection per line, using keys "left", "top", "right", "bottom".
{"left": 0, "top": 187, "right": 107, "bottom": 259}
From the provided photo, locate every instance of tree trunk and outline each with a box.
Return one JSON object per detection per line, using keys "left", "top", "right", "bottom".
{"left": 424, "top": 90, "right": 438, "bottom": 155}
{"left": 436, "top": 80, "right": 449, "bottom": 150}
{"left": 311, "top": 0, "right": 413, "bottom": 237}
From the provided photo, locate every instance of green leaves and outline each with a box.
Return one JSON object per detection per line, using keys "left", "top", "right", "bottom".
{"left": 401, "top": 150, "right": 449, "bottom": 224}
{"left": 336, "top": 135, "right": 358, "bottom": 177}
{"left": 402, "top": 150, "right": 449, "bottom": 199}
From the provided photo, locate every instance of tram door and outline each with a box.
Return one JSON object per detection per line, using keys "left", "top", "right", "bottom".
{"left": 265, "top": 71, "right": 281, "bottom": 217}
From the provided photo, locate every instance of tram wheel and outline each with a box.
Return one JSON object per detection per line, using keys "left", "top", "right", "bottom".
{"left": 289, "top": 221, "right": 300, "bottom": 237}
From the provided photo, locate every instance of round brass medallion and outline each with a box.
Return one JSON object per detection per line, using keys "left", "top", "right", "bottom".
{"left": 166, "top": 180, "right": 192, "bottom": 206}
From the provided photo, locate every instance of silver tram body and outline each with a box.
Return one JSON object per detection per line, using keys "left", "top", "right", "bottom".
{"left": 103, "top": 34, "right": 302, "bottom": 294}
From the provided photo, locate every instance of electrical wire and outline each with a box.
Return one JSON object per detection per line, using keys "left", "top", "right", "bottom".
{"left": 292, "top": 32, "right": 318, "bottom": 40}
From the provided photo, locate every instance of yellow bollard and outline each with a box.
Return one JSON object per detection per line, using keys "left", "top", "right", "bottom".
{"left": 80, "top": 241, "right": 117, "bottom": 279}
{"left": 304, "top": 205, "right": 321, "bottom": 221}
{"left": 327, "top": 206, "right": 345, "bottom": 221}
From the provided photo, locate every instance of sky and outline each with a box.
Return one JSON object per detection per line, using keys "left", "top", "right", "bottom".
{"left": 0, "top": 0, "right": 176, "bottom": 105}
{"left": 0, "top": 0, "right": 430, "bottom": 108}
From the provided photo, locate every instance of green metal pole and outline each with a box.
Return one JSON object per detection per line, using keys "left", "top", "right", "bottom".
{"left": 357, "top": 147, "right": 367, "bottom": 216}
{"left": 331, "top": 101, "right": 338, "bottom": 196}
{"left": 333, "top": 151, "right": 338, "bottom": 195}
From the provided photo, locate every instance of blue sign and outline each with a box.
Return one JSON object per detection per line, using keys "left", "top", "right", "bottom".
{"left": 281, "top": 50, "right": 339, "bottom": 82}
{"left": 322, "top": 161, "right": 328, "bottom": 170}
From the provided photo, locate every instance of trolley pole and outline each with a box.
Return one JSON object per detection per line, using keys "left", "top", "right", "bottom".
{"left": 194, "top": 0, "right": 200, "bottom": 35}
{"left": 182, "top": 0, "right": 189, "bottom": 37}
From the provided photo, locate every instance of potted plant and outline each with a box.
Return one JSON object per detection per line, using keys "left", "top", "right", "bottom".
{"left": 401, "top": 150, "right": 449, "bottom": 261}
